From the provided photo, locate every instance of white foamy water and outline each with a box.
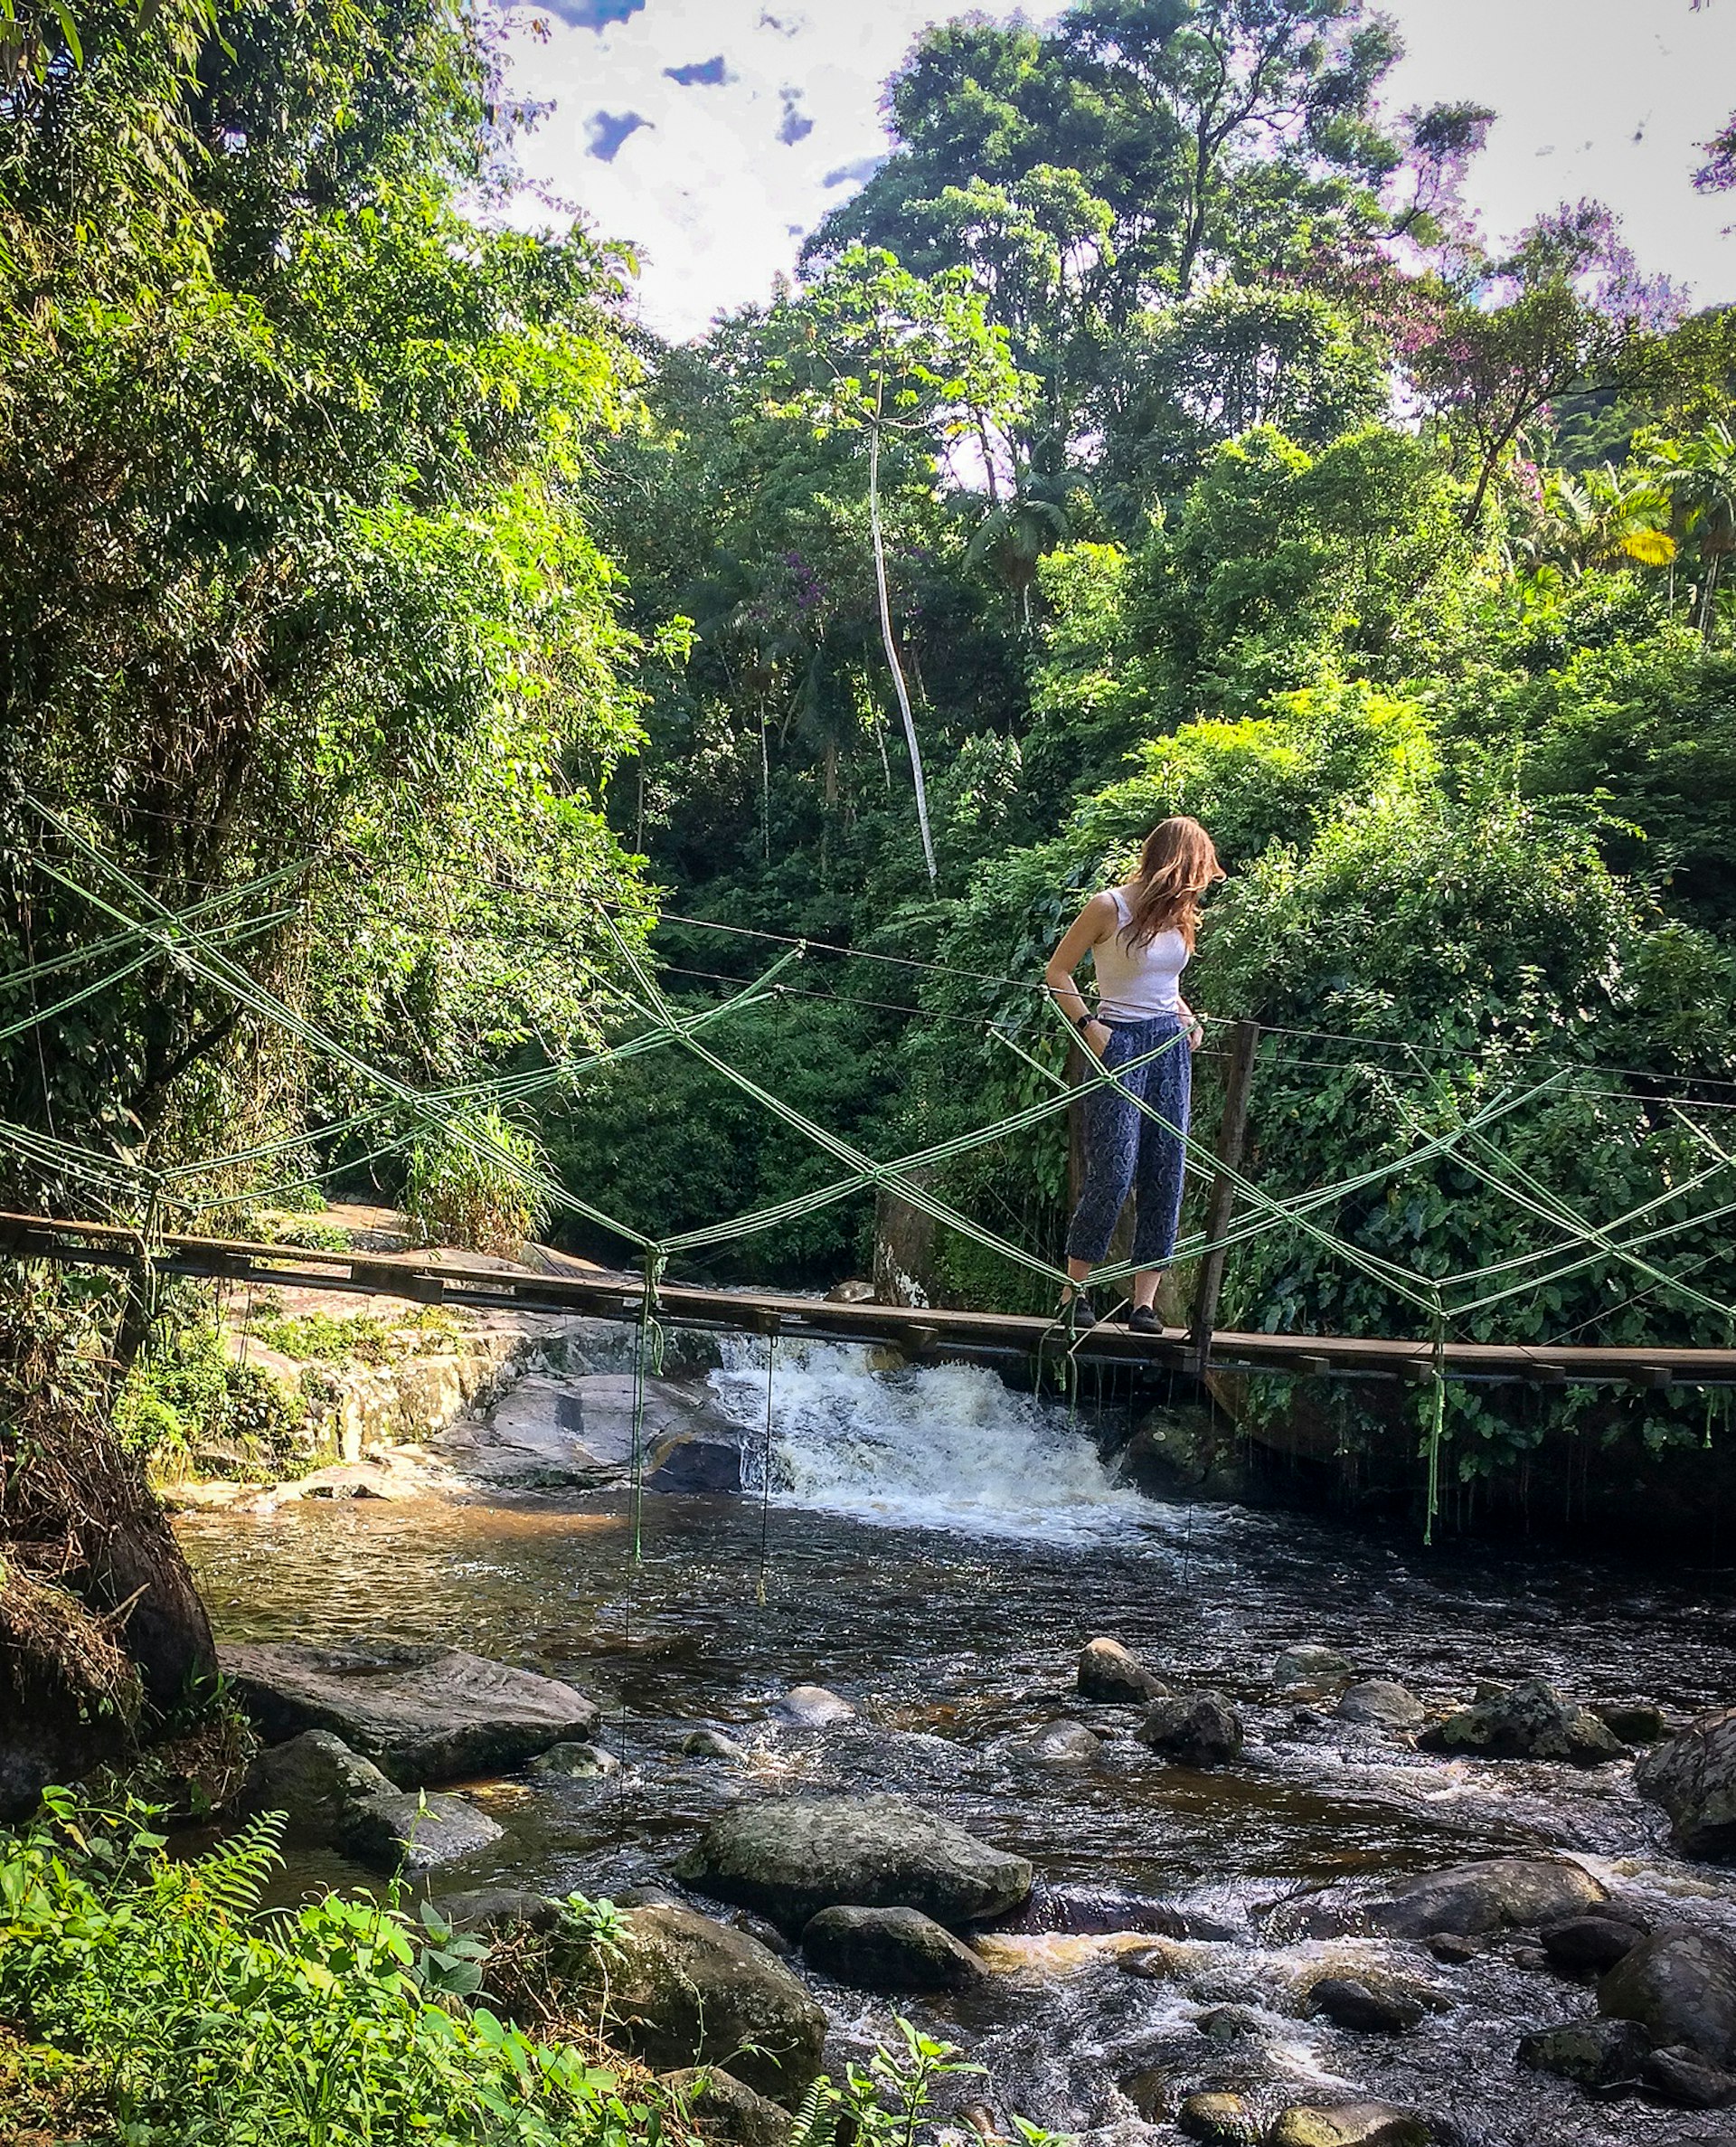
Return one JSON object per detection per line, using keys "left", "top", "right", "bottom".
{"left": 707, "top": 1336, "right": 1165, "bottom": 1544}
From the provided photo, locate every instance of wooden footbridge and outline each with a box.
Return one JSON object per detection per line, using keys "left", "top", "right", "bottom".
{"left": 5, "top": 1209, "right": 1733, "bottom": 1391}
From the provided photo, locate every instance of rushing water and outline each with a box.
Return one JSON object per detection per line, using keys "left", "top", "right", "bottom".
{"left": 178, "top": 1339, "right": 1736, "bottom": 2147}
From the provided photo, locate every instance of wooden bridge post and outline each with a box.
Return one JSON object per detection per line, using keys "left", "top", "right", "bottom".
{"left": 1190, "top": 1019, "right": 1260, "bottom": 1378}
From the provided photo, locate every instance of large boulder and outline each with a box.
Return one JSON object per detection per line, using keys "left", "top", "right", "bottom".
{"left": 476, "top": 1376, "right": 745, "bottom": 1493}
{"left": 1419, "top": 1679, "right": 1625, "bottom": 1765}
{"left": 674, "top": 1794, "right": 1033, "bottom": 1935}
{"left": 239, "top": 1728, "right": 397, "bottom": 1839}
{"left": 219, "top": 1641, "right": 599, "bottom": 1784}
{"left": 1137, "top": 1691, "right": 1243, "bottom": 1766}
{"left": 1364, "top": 1855, "right": 1609, "bottom": 1939}
{"left": 590, "top": 1902, "right": 826, "bottom": 2106}
{"left": 1637, "top": 1705, "right": 1736, "bottom": 1859}
{"left": 1078, "top": 1638, "right": 1166, "bottom": 1705}
{"left": 339, "top": 1790, "right": 505, "bottom": 1874}
{"left": 800, "top": 1906, "right": 986, "bottom": 1993}
{"left": 1599, "top": 1927, "right": 1736, "bottom": 2063}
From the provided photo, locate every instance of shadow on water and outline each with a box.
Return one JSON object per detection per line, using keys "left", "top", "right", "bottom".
{"left": 177, "top": 1339, "right": 1736, "bottom": 2146}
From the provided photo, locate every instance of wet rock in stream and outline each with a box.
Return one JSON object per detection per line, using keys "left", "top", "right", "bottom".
{"left": 799, "top": 1904, "right": 986, "bottom": 1992}
{"left": 1020, "top": 1720, "right": 1102, "bottom": 1766}
{"left": 1354, "top": 1854, "right": 1610, "bottom": 1938}
{"left": 1598, "top": 1925, "right": 1736, "bottom": 2062}
{"left": 659, "top": 2067, "right": 793, "bottom": 2147}
{"left": 1538, "top": 1909, "right": 1648, "bottom": 1974}
{"left": 1267, "top": 2104, "right": 1431, "bottom": 2147}
{"left": 476, "top": 1374, "right": 746, "bottom": 1494}
{"left": 1304, "top": 1973, "right": 1430, "bottom": 2034}
{"left": 1418, "top": 1676, "right": 1627, "bottom": 1764}
{"left": 1175, "top": 2088, "right": 1259, "bottom": 2143}
{"left": 674, "top": 1793, "right": 1032, "bottom": 1934}
{"left": 1637, "top": 1704, "right": 1736, "bottom": 1858}
{"left": 238, "top": 1726, "right": 396, "bottom": 1838}
{"left": 1077, "top": 1636, "right": 1168, "bottom": 1705}
{"left": 586, "top": 1902, "right": 827, "bottom": 2105}
{"left": 684, "top": 1726, "right": 750, "bottom": 1761}
{"left": 1136, "top": 1690, "right": 1244, "bottom": 1765}
{"left": 1335, "top": 1679, "right": 1425, "bottom": 1731}
{"left": 219, "top": 1641, "right": 599, "bottom": 1783}
{"left": 772, "top": 1684, "right": 855, "bottom": 1727}
{"left": 1271, "top": 1643, "right": 1355, "bottom": 1690}
{"left": 339, "top": 1789, "right": 504, "bottom": 1873}
{"left": 1519, "top": 2014, "right": 1651, "bottom": 2088}
{"left": 529, "top": 1739, "right": 619, "bottom": 1778}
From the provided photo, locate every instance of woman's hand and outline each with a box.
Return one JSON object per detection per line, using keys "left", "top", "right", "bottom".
{"left": 1080, "top": 1018, "right": 1111, "bottom": 1060}
{"left": 1178, "top": 1000, "right": 1203, "bottom": 1051}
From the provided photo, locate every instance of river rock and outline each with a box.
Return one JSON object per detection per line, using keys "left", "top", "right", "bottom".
{"left": 1539, "top": 1912, "right": 1647, "bottom": 1974}
{"left": 826, "top": 1280, "right": 876, "bottom": 1305}
{"left": 1597, "top": 1700, "right": 1671, "bottom": 1745}
{"left": 684, "top": 1727, "right": 750, "bottom": 1761}
{"left": 1272, "top": 1643, "right": 1354, "bottom": 1690}
{"left": 433, "top": 1887, "right": 564, "bottom": 1936}
{"left": 1365, "top": 1855, "right": 1609, "bottom": 1939}
{"left": 1518, "top": 2017, "right": 1650, "bottom": 2088}
{"left": 674, "top": 1793, "right": 1033, "bottom": 1934}
{"left": 1078, "top": 1637, "right": 1166, "bottom": 1704}
{"left": 1137, "top": 1690, "right": 1243, "bottom": 1765}
{"left": 800, "top": 1905, "right": 986, "bottom": 1992}
{"left": 1176, "top": 2090, "right": 1259, "bottom": 2144}
{"left": 239, "top": 1728, "right": 397, "bottom": 1839}
{"left": 1419, "top": 1678, "right": 1625, "bottom": 1765}
{"left": 479, "top": 1374, "right": 745, "bottom": 1493}
{"left": 1336, "top": 1680, "right": 1425, "bottom": 1731}
{"left": 1196, "top": 2005, "right": 1264, "bottom": 2042}
{"left": 1306, "top": 1975, "right": 1426, "bottom": 2034}
{"left": 1268, "top": 2104, "right": 1429, "bottom": 2147}
{"left": 1637, "top": 1705, "right": 1736, "bottom": 1859}
{"left": 530, "top": 1740, "right": 619, "bottom": 1778}
{"left": 1023, "top": 1721, "right": 1102, "bottom": 1765}
{"left": 219, "top": 1641, "right": 599, "bottom": 1784}
{"left": 773, "top": 1685, "right": 855, "bottom": 1727}
{"left": 660, "top": 2067, "right": 793, "bottom": 2147}
{"left": 593, "top": 1902, "right": 826, "bottom": 2105}
{"left": 1599, "top": 1927, "right": 1736, "bottom": 2062}
{"left": 1646, "top": 2044, "right": 1736, "bottom": 2108}
{"left": 339, "top": 1790, "right": 505, "bottom": 1874}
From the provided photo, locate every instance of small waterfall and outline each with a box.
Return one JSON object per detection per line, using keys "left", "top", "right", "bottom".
{"left": 707, "top": 1336, "right": 1160, "bottom": 1544}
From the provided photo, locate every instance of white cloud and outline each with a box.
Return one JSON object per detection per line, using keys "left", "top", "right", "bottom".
{"left": 503, "top": 0, "right": 1736, "bottom": 343}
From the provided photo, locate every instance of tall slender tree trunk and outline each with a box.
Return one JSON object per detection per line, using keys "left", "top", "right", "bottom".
{"left": 869, "top": 395, "right": 938, "bottom": 890}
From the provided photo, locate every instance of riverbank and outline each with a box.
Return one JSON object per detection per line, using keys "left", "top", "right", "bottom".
{"left": 157, "top": 1337, "right": 1736, "bottom": 2145}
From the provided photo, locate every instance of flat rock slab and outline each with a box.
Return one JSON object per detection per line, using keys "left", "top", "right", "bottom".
{"left": 340, "top": 1790, "right": 504, "bottom": 1874}
{"left": 675, "top": 1793, "right": 1033, "bottom": 1935}
{"left": 220, "top": 1641, "right": 599, "bottom": 1784}
{"left": 476, "top": 1375, "right": 744, "bottom": 1493}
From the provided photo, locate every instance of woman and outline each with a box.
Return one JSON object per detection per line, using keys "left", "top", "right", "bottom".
{"left": 1043, "top": 816, "right": 1225, "bottom": 1332}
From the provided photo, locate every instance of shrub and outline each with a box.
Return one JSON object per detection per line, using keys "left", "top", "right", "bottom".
{"left": 403, "top": 1110, "right": 552, "bottom": 1257}
{"left": 114, "top": 1323, "right": 316, "bottom": 1480}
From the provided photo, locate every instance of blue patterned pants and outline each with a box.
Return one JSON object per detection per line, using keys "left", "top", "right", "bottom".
{"left": 1065, "top": 1015, "right": 1192, "bottom": 1269}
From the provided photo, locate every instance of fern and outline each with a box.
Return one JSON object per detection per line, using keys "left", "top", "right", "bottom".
{"left": 184, "top": 1807, "right": 284, "bottom": 1918}
{"left": 786, "top": 2076, "right": 842, "bottom": 2147}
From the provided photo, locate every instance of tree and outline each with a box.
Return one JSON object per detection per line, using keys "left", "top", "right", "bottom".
{"left": 1648, "top": 420, "right": 1736, "bottom": 640}
{"left": 0, "top": 0, "right": 650, "bottom": 1219}
{"left": 760, "top": 246, "right": 1030, "bottom": 887}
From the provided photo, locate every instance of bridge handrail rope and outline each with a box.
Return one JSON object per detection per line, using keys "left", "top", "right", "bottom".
{"left": 5, "top": 791, "right": 1736, "bottom": 1553}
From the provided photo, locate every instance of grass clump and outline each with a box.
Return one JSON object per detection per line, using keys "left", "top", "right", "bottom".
{"left": 114, "top": 1321, "right": 317, "bottom": 1481}
{"left": 0, "top": 1792, "right": 677, "bottom": 2147}
{"left": 243, "top": 1302, "right": 471, "bottom": 1367}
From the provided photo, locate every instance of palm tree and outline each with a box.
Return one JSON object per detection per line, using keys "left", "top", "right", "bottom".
{"left": 1648, "top": 421, "right": 1736, "bottom": 642}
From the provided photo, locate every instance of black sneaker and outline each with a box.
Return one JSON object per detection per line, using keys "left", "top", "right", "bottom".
{"left": 1127, "top": 1304, "right": 1162, "bottom": 1336}
{"left": 1060, "top": 1290, "right": 1098, "bottom": 1330}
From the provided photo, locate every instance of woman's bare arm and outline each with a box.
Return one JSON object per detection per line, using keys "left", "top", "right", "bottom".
{"left": 1044, "top": 893, "right": 1117, "bottom": 1042}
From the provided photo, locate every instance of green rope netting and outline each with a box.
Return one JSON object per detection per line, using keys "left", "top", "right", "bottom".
{"left": 6, "top": 793, "right": 1736, "bottom": 1547}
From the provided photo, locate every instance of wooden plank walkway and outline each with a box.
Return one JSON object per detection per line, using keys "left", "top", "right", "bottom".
{"left": 4, "top": 1210, "right": 1733, "bottom": 1389}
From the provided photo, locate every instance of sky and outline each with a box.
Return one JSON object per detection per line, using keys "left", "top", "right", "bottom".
{"left": 502, "top": 0, "right": 1736, "bottom": 342}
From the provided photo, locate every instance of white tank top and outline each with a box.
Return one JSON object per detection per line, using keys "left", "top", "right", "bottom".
{"left": 1092, "top": 886, "right": 1188, "bottom": 1020}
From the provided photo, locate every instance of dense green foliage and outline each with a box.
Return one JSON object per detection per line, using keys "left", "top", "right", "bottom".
{"left": 0, "top": 1792, "right": 669, "bottom": 2146}
{"left": 3, "top": 0, "right": 1735, "bottom": 1508}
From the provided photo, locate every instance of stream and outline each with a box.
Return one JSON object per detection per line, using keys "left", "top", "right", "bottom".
{"left": 177, "top": 1338, "right": 1736, "bottom": 2146}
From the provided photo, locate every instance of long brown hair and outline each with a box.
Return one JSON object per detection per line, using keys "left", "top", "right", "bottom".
{"left": 1122, "top": 816, "right": 1225, "bottom": 951}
